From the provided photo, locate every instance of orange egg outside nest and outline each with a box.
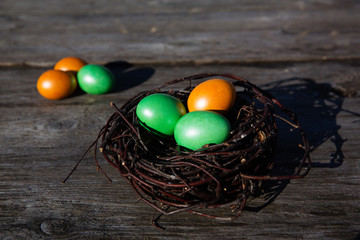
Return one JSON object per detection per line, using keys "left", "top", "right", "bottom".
{"left": 37, "top": 70, "right": 77, "bottom": 100}
{"left": 54, "top": 56, "right": 87, "bottom": 72}
{"left": 187, "top": 79, "right": 236, "bottom": 114}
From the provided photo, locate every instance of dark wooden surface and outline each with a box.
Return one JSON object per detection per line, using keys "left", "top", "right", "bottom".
{"left": 1, "top": 1, "right": 359, "bottom": 239}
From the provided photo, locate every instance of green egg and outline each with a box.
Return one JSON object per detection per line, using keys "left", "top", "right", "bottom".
{"left": 77, "top": 64, "right": 115, "bottom": 95}
{"left": 174, "top": 111, "right": 231, "bottom": 150}
{"left": 136, "top": 93, "right": 186, "bottom": 136}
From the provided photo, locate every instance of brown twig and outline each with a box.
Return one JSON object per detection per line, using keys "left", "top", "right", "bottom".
{"left": 65, "top": 73, "right": 311, "bottom": 227}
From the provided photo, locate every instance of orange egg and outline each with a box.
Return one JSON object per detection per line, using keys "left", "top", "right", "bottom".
{"left": 54, "top": 56, "right": 87, "bottom": 72}
{"left": 37, "top": 70, "right": 77, "bottom": 100}
{"left": 187, "top": 79, "right": 236, "bottom": 113}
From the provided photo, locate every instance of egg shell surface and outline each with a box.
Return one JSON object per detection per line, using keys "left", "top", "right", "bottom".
{"left": 37, "top": 70, "right": 77, "bottom": 100}
{"left": 77, "top": 64, "right": 115, "bottom": 95}
{"left": 136, "top": 93, "right": 186, "bottom": 136}
{"left": 187, "top": 79, "right": 236, "bottom": 113}
{"left": 54, "top": 56, "right": 87, "bottom": 72}
{"left": 174, "top": 111, "right": 231, "bottom": 150}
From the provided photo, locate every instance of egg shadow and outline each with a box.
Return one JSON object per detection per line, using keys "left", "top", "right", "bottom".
{"left": 104, "top": 60, "right": 155, "bottom": 92}
{"left": 243, "top": 77, "right": 359, "bottom": 212}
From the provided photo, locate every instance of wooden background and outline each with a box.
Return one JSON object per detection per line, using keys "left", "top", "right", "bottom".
{"left": 0, "top": 0, "right": 359, "bottom": 239}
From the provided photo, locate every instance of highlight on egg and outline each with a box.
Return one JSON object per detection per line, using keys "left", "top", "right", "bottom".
{"left": 136, "top": 93, "right": 187, "bottom": 136}
{"left": 77, "top": 64, "right": 115, "bottom": 95}
{"left": 37, "top": 69, "right": 77, "bottom": 100}
{"left": 187, "top": 79, "right": 236, "bottom": 114}
{"left": 174, "top": 111, "right": 231, "bottom": 150}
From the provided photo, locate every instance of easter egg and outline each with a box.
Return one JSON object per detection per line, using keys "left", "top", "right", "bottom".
{"left": 37, "top": 70, "right": 77, "bottom": 100}
{"left": 77, "top": 64, "right": 115, "bottom": 95}
{"left": 187, "top": 79, "right": 236, "bottom": 113}
{"left": 174, "top": 111, "right": 231, "bottom": 150}
{"left": 54, "top": 56, "right": 87, "bottom": 72}
{"left": 136, "top": 93, "right": 186, "bottom": 136}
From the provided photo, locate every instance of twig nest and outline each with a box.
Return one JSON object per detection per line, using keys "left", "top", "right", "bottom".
{"left": 98, "top": 73, "right": 311, "bottom": 223}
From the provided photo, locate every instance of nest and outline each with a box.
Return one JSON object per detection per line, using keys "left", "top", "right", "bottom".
{"left": 67, "top": 73, "right": 311, "bottom": 228}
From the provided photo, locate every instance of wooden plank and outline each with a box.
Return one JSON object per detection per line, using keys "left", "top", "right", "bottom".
{"left": 0, "top": 0, "right": 359, "bottom": 66}
{"left": 0, "top": 62, "right": 359, "bottom": 239}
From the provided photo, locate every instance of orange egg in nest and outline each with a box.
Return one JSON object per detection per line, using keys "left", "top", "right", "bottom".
{"left": 54, "top": 56, "right": 87, "bottom": 72}
{"left": 187, "top": 78, "right": 236, "bottom": 113}
{"left": 37, "top": 70, "right": 77, "bottom": 100}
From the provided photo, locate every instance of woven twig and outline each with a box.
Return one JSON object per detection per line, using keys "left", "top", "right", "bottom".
{"left": 65, "top": 73, "right": 311, "bottom": 228}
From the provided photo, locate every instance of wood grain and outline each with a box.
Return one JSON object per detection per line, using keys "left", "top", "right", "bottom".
{"left": 1, "top": 62, "right": 359, "bottom": 239}
{"left": 0, "top": 0, "right": 359, "bottom": 66}
{"left": 1, "top": 0, "right": 359, "bottom": 239}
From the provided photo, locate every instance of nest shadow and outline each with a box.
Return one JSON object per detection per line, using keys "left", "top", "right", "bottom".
{"left": 245, "top": 77, "right": 352, "bottom": 212}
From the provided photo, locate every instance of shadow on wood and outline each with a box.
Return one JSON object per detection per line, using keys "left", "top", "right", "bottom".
{"left": 263, "top": 77, "right": 355, "bottom": 168}
{"left": 104, "top": 60, "right": 155, "bottom": 92}
{"left": 246, "top": 77, "right": 359, "bottom": 212}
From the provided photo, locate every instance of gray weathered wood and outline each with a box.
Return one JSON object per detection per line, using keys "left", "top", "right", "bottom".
{"left": 1, "top": 62, "right": 359, "bottom": 239}
{"left": 0, "top": 0, "right": 359, "bottom": 66}
{"left": 1, "top": 0, "right": 359, "bottom": 239}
